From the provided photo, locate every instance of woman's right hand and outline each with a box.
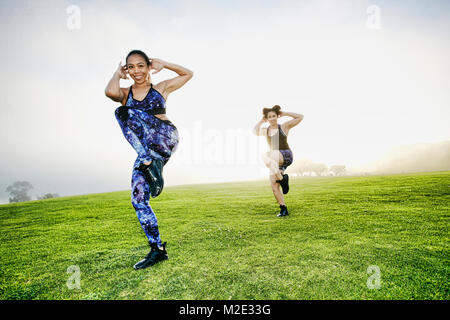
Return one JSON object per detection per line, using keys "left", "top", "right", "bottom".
{"left": 261, "top": 116, "right": 267, "bottom": 123}
{"left": 115, "top": 62, "right": 129, "bottom": 80}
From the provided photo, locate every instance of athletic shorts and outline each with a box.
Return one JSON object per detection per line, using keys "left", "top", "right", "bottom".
{"left": 279, "top": 149, "right": 293, "bottom": 171}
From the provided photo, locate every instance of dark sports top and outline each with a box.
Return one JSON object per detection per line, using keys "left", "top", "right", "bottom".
{"left": 266, "top": 124, "right": 290, "bottom": 150}
{"left": 125, "top": 83, "right": 166, "bottom": 115}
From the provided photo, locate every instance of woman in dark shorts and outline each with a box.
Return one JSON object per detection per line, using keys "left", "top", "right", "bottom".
{"left": 253, "top": 105, "right": 304, "bottom": 217}
{"left": 105, "top": 50, "right": 193, "bottom": 269}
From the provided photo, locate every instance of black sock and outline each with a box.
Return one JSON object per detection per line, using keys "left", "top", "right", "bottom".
{"left": 280, "top": 205, "right": 286, "bottom": 209}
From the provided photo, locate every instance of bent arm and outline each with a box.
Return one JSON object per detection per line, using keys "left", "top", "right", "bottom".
{"left": 104, "top": 71, "right": 124, "bottom": 103}
{"left": 253, "top": 118, "right": 266, "bottom": 136}
{"left": 156, "top": 61, "right": 194, "bottom": 97}
{"left": 281, "top": 112, "right": 304, "bottom": 133}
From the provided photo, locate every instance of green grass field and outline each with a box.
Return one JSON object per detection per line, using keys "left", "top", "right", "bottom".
{"left": 0, "top": 171, "right": 449, "bottom": 300}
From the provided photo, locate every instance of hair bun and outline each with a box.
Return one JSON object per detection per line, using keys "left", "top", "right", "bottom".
{"left": 272, "top": 105, "right": 281, "bottom": 112}
{"left": 262, "top": 105, "right": 282, "bottom": 117}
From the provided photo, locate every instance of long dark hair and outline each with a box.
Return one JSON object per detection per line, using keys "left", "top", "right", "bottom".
{"left": 126, "top": 49, "right": 151, "bottom": 66}
{"left": 263, "top": 105, "right": 282, "bottom": 118}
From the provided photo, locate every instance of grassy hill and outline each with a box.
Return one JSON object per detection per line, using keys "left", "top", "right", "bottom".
{"left": 0, "top": 171, "right": 449, "bottom": 300}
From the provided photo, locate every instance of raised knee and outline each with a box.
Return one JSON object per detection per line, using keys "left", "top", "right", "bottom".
{"left": 115, "top": 105, "right": 125, "bottom": 115}
{"left": 115, "top": 106, "right": 129, "bottom": 121}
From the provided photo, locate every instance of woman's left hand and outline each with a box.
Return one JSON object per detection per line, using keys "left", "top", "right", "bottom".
{"left": 150, "top": 58, "right": 166, "bottom": 74}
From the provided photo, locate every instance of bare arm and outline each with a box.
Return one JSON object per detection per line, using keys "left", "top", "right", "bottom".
{"left": 105, "top": 62, "right": 128, "bottom": 102}
{"left": 253, "top": 116, "right": 267, "bottom": 136}
{"left": 281, "top": 111, "right": 304, "bottom": 134}
{"left": 151, "top": 58, "right": 193, "bottom": 98}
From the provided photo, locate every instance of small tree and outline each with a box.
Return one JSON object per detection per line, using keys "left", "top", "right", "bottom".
{"left": 6, "top": 181, "right": 34, "bottom": 203}
{"left": 37, "top": 193, "right": 60, "bottom": 200}
{"left": 311, "top": 163, "right": 328, "bottom": 177}
{"left": 287, "top": 158, "right": 313, "bottom": 176}
{"left": 330, "top": 165, "right": 347, "bottom": 176}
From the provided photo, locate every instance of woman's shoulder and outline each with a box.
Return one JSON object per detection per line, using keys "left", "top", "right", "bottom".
{"left": 123, "top": 86, "right": 134, "bottom": 96}
{"left": 152, "top": 81, "right": 168, "bottom": 101}
{"left": 119, "top": 87, "right": 132, "bottom": 105}
{"left": 261, "top": 126, "right": 270, "bottom": 136}
{"left": 153, "top": 81, "right": 166, "bottom": 92}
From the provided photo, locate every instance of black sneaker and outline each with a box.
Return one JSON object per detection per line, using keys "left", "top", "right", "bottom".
{"left": 138, "top": 159, "right": 164, "bottom": 198}
{"left": 133, "top": 242, "right": 168, "bottom": 270}
{"left": 276, "top": 174, "right": 289, "bottom": 194}
{"left": 277, "top": 205, "right": 289, "bottom": 217}
{"left": 149, "top": 159, "right": 164, "bottom": 197}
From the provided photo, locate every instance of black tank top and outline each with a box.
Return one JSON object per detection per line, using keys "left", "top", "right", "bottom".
{"left": 266, "top": 125, "right": 290, "bottom": 150}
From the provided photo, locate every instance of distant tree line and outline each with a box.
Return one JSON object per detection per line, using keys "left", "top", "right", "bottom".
{"left": 286, "top": 158, "right": 347, "bottom": 176}
{"left": 37, "top": 193, "right": 60, "bottom": 200}
{"left": 5, "top": 181, "right": 59, "bottom": 203}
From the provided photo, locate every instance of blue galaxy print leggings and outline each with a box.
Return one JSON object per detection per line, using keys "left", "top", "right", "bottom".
{"left": 115, "top": 106, "right": 179, "bottom": 247}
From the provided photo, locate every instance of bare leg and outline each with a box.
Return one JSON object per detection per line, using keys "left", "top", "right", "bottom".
{"left": 262, "top": 152, "right": 284, "bottom": 180}
{"left": 269, "top": 174, "right": 285, "bottom": 205}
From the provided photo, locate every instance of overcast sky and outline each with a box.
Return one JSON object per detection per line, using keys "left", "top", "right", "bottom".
{"left": 0, "top": 0, "right": 449, "bottom": 203}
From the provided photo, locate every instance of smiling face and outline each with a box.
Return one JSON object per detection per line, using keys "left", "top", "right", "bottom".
{"left": 266, "top": 110, "right": 279, "bottom": 125}
{"left": 126, "top": 54, "right": 150, "bottom": 84}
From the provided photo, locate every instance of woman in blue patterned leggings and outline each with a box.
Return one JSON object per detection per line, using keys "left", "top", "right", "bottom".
{"left": 105, "top": 50, "right": 193, "bottom": 269}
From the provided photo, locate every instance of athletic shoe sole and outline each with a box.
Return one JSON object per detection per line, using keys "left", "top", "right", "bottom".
{"left": 282, "top": 174, "right": 289, "bottom": 194}
{"left": 133, "top": 255, "right": 168, "bottom": 270}
{"left": 149, "top": 159, "right": 164, "bottom": 198}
